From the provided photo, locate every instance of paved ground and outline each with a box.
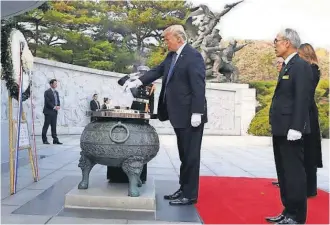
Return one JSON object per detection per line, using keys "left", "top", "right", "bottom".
{"left": 1, "top": 135, "right": 329, "bottom": 224}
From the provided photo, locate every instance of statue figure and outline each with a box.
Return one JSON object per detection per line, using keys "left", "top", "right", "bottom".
{"left": 185, "top": 1, "right": 244, "bottom": 49}
{"left": 200, "top": 28, "right": 226, "bottom": 78}
{"left": 184, "top": 0, "right": 249, "bottom": 83}
{"left": 214, "top": 40, "right": 248, "bottom": 83}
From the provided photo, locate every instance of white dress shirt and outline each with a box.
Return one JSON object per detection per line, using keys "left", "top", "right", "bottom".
{"left": 284, "top": 52, "right": 297, "bottom": 65}
{"left": 173, "top": 42, "right": 187, "bottom": 64}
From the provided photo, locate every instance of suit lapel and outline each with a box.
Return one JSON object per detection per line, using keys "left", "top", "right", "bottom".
{"left": 274, "top": 54, "right": 298, "bottom": 92}
{"left": 48, "top": 88, "right": 55, "bottom": 101}
{"left": 172, "top": 49, "right": 186, "bottom": 73}
{"left": 165, "top": 44, "right": 188, "bottom": 84}
{"left": 276, "top": 65, "right": 286, "bottom": 85}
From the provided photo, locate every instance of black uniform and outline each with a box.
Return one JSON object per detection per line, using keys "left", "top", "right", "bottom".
{"left": 303, "top": 63, "right": 323, "bottom": 197}
{"left": 269, "top": 54, "right": 313, "bottom": 223}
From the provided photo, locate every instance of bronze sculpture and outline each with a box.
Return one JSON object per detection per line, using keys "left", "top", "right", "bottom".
{"left": 184, "top": 1, "right": 249, "bottom": 83}
{"left": 78, "top": 67, "right": 159, "bottom": 197}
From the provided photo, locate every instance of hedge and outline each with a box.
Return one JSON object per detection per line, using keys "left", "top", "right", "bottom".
{"left": 248, "top": 80, "right": 329, "bottom": 138}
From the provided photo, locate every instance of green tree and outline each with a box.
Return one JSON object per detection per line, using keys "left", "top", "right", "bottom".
{"left": 15, "top": 1, "right": 117, "bottom": 70}
{"left": 13, "top": 2, "right": 51, "bottom": 55}
{"left": 106, "top": 0, "right": 191, "bottom": 53}
{"left": 146, "top": 44, "right": 167, "bottom": 68}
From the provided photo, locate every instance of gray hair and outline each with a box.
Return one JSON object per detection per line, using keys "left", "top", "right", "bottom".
{"left": 278, "top": 28, "right": 301, "bottom": 49}
{"left": 162, "top": 25, "right": 187, "bottom": 42}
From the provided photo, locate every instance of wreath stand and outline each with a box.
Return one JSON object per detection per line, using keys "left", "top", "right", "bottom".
{"left": 8, "top": 43, "right": 39, "bottom": 195}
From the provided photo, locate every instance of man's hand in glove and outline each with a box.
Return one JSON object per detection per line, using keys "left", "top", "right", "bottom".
{"left": 287, "top": 129, "right": 302, "bottom": 141}
{"left": 123, "top": 79, "right": 143, "bottom": 91}
{"left": 128, "top": 72, "right": 140, "bottom": 81}
{"left": 191, "top": 113, "right": 202, "bottom": 127}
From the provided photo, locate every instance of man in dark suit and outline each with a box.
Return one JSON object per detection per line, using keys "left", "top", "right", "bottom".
{"left": 42, "top": 79, "right": 62, "bottom": 145}
{"left": 271, "top": 57, "right": 284, "bottom": 188}
{"left": 90, "top": 93, "right": 100, "bottom": 122}
{"left": 124, "top": 25, "right": 207, "bottom": 206}
{"left": 266, "top": 28, "right": 313, "bottom": 224}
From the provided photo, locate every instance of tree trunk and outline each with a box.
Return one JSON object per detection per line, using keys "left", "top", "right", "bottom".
{"left": 34, "top": 22, "right": 39, "bottom": 56}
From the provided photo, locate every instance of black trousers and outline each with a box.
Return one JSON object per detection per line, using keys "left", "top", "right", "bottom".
{"left": 303, "top": 134, "right": 318, "bottom": 196}
{"left": 273, "top": 136, "right": 307, "bottom": 223}
{"left": 174, "top": 124, "right": 204, "bottom": 199}
{"left": 42, "top": 113, "right": 58, "bottom": 142}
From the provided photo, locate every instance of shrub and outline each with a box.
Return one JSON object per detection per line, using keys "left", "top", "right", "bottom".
{"left": 248, "top": 80, "right": 329, "bottom": 138}
{"left": 247, "top": 105, "right": 271, "bottom": 136}
{"left": 318, "top": 102, "right": 329, "bottom": 138}
{"left": 249, "top": 81, "right": 276, "bottom": 112}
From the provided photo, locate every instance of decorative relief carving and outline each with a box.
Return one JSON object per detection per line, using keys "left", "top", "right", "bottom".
{"left": 205, "top": 90, "right": 236, "bottom": 131}
{"left": 1, "top": 58, "right": 255, "bottom": 136}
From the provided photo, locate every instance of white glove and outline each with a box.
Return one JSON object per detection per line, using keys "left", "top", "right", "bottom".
{"left": 287, "top": 129, "right": 302, "bottom": 141}
{"left": 123, "top": 79, "right": 143, "bottom": 91}
{"left": 129, "top": 75, "right": 140, "bottom": 81}
{"left": 128, "top": 72, "right": 140, "bottom": 81}
{"left": 191, "top": 113, "right": 202, "bottom": 127}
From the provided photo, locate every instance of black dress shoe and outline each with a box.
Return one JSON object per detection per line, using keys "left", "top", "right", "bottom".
{"left": 265, "top": 214, "right": 285, "bottom": 223}
{"left": 53, "top": 140, "right": 63, "bottom": 144}
{"left": 276, "top": 217, "right": 299, "bottom": 224}
{"left": 43, "top": 141, "right": 50, "bottom": 144}
{"left": 169, "top": 197, "right": 197, "bottom": 206}
{"left": 164, "top": 189, "right": 182, "bottom": 200}
{"left": 307, "top": 192, "right": 317, "bottom": 198}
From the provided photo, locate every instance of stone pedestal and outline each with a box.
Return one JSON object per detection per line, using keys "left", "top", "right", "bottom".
{"left": 64, "top": 176, "right": 156, "bottom": 213}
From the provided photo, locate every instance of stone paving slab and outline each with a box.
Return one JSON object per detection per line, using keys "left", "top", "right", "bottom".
{"left": 46, "top": 216, "right": 200, "bottom": 224}
{"left": 1, "top": 214, "right": 51, "bottom": 224}
{"left": 46, "top": 216, "right": 127, "bottom": 224}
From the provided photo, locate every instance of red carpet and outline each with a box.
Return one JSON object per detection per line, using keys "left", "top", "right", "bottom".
{"left": 195, "top": 176, "right": 329, "bottom": 224}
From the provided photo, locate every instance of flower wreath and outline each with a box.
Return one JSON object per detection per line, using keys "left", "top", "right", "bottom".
{"left": 1, "top": 22, "right": 34, "bottom": 102}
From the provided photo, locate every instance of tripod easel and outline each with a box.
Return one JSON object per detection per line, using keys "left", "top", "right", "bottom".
{"left": 8, "top": 95, "right": 39, "bottom": 195}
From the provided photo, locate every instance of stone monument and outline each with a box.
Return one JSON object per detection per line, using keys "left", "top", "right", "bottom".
{"left": 184, "top": 1, "right": 249, "bottom": 83}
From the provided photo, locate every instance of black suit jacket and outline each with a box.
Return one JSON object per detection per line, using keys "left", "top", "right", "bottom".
{"left": 139, "top": 44, "right": 207, "bottom": 128}
{"left": 306, "top": 63, "right": 322, "bottom": 167}
{"left": 269, "top": 54, "right": 313, "bottom": 136}
{"left": 43, "top": 88, "right": 60, "bottom": 115}
{"left": 90, "top": 100, "right": 100, "bottom": 111}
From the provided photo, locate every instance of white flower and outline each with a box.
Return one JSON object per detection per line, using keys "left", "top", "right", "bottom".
{"left": 21, "top": 45, "right": 34, "bottom": 72}
{"left": 10, "top": 29, "right": 32, "bottom": 91}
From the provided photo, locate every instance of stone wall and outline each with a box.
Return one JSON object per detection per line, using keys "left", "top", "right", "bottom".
{"left": 1, "top": 57, "right": 256, "bottom": 137}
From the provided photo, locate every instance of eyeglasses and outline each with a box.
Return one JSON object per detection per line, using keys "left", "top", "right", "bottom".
{"left": 274, "top": 38, "right": 287, "bottom": 44}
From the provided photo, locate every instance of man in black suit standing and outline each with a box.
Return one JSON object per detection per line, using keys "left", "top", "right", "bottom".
{"left": 124, "top": 25, "right": 207, "bottom": 206}
{"left": 90, "top": 93, "right": 100, "bottom": 122}
{"left": 42, "top": 79, "right": 62, "bottom": 145}
{"left": 266, "top": 28, "right": 313, "bottom": 224}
